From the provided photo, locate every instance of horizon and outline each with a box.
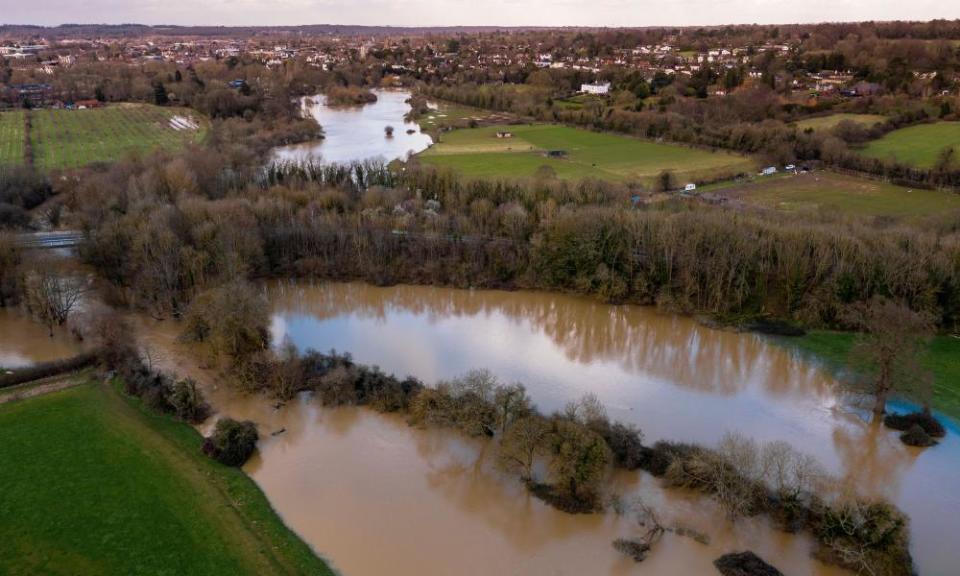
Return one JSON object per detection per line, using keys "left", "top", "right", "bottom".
{"left": 3, "top": 1, "right": 960, "bottom": 30}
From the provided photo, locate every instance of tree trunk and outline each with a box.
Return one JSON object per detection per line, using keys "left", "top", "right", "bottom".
{"left": 873, "top": 387, "right": 888, "bottom": 418}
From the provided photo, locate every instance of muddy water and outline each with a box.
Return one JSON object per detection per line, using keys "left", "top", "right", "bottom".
{"left": 272, "top": 90, "right": 433, "bottom": 165}
{"left": 136, "top": 282, "right": 960, "bottom": 576}
{"left": 0, "top": 307, "right": 81, "bottom": 369}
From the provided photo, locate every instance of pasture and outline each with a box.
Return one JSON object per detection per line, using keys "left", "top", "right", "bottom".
{"left": 0, "top": 379, "right": 333, "bottom": 576}
{"left": 0, "top": 110, "right": 25, "bottom": 167}
{"left": 794, "top": 113, "right": 886, "bottom": 132}
{"left": 860, "top": 121, "right": 960, "bottom": 169}
{"left": 26, "top": 104, "right": 207, "bottom": 171}
{"left": 715, "top": 171, "right": 960, "bottom": 218}
{"left": 417, "top": 124, "right": 754, "bottom": 183}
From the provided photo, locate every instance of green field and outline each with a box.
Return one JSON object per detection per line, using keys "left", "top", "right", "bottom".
{"left": 418, "top": 124, "right": 754, "bottom": 183}
{"left": 0, "top": 379, "right": 333, "bottom": 576}
{"left": 418, "top": 102, "right": 511, "bottom": 134}
{"left": 716, "top": 171, "right": 960, "bottom": 218}
{"left": 0, "top": 109, "right": 25, "bottom": 167}
{"left": 794, "top": 113, "right": 887, "bottom": 132}
{"left": 860, "top": 122, "right": 960, "bottom": 169}
{"left": 27, "top": 104, "right": 207, "bottom": 171}
{"left": 783, "top": 332, "right": 960, "bottom": 422}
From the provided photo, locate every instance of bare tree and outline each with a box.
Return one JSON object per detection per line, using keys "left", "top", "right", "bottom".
{"left": 499, "top": 415, "right": 550, "bottom": 480}
{"left": 24, "top": 264, "right": 88, "bottom": 337}
{"left": 845, "top": 297, "right": 934, "bottom": 417}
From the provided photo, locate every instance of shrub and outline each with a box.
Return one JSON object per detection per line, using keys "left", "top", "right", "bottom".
{"left": 713, "top": 551, "right": 784, "bottom": 576}
{"left": 883, "top": 412, "right": 946, "bottom": 438}
{"left": 899, "top": 424, "right": 936, "bottom": 447}
{"left": 202, "top": 418, "right": 259, "bottom": 467}
{"left": 167, "top": 378, "right": 211, "bottom": 424}
{"left": 813, "top": 499, "right": 912, "bottom": 576}
{"left": 612, "top": 538, "right": 651, "bottom": 562}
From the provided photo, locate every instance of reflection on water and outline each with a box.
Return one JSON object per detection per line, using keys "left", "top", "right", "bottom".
{"left": 0, "top": 307, "right": 81, "bottom": 369}
{"left": 134, "top": 282, "right": 959, "bottom": 576}
{"left": 272, "top": 90, "right": 433, "bottom": 165}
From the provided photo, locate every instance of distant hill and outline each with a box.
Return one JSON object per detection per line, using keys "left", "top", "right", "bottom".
{"left": 0, "top": 23, "right": 559, "bottom": 39}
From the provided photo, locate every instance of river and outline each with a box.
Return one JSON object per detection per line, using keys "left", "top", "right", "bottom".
{"left": 127, "top": 282, "right": 959, "bottom": 576}
{"left": 272, "top": 89, "right": 433, "bottom": 165}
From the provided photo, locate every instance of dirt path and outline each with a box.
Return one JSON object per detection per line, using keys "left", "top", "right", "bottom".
{"left": 0, "top": 373, "right": 86, "bottom": 405}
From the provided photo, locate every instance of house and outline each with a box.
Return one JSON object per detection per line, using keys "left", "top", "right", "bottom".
{"left": 496, "top": 131, "right": 513, "bottom": 138}
{"left": 580, "top": 82, "right": 611, "bottom": 95}
{"left": 761, "top": 166, "right": 778, "bottom": 176}
{"left": 684, "top": 183, "right": 697, "bottom": 192}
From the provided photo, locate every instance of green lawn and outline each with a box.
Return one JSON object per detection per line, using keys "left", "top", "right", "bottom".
{"left": 783, "top": 332, "right": 960, "bottom": 422}
{"left": 715, "top": 171, "right": 960, "bottom": 219}
{"left": 28, "top": 104, "right": 207, "bottom": 171}
{"left": 860, "top": 122, "right": 960, "bottom": 169}
{"left": 0, "top": 380, "right": 333, "bottom": 576}
{"left": 794, "top": 113, "right": 887, "bottom": 132}
{"left": 0, "top": 109, "right": 25, "bottom": 167}
{"left": 418, "top": 124, "right": 754, "bottom": 184}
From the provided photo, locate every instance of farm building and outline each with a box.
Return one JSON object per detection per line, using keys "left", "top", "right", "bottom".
{"left": 580, "top": 82, "right": 611, "bottom": 95}
{"left": 496, "top": 131, "right": 513, "bottom": 138}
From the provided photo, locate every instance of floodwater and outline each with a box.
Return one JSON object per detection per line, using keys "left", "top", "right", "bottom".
{"left": 272, "top": 90, "right": 433, "bottom": 165}
{"left": 0, "top": 307, "right": 82, "bottom": 369}
{"left": 132, "top": 282, "right": 959, "bottom": 576}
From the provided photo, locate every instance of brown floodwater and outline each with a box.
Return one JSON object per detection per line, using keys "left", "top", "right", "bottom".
{"left": 0, "top": 307, "right": 82, "bottom": 369}
{"left": 132, "top": 282, "right": 959, "bottom": 576}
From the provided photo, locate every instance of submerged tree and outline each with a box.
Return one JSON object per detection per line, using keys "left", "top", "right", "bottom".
{"left": 845, "top": 297, "right": 934, "bottom": 417}
{"left": 24, "top": 262, "right": 88, "bottom": 337}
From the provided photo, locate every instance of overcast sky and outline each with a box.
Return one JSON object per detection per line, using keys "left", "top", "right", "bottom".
{"left": 3, "top": 0, "right": 960, "bottom": 28}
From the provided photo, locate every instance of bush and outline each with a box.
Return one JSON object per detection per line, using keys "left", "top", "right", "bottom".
{"left": 203, "top": 418, "right": 258, "bottom": 467}
{"left": 899, "top": 424, "right": 936, "bottom": 447}
{"left": 612, "top": 538, "right": 651, "bottom": 562}
{"left": 167, "top": 378, "right": 211, "bottom": 424}
{"left": 714, "top": 551, "right": 784, "bottom": 576}
{"left": 883, "top": 412, "right": 945, "bottom": 438}
{"left": 813, "top": 499, "right": 912, "bottom": 576}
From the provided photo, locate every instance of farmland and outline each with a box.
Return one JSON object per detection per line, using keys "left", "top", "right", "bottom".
{"left": 417, "top": 124, "right": 754, "bottom": 183}
{"left": 19, "top": 104, "right": 206, "bottom": 171}
{"left": 794, "top": 113, "right": 887, "bottom": 132}
{"left": 714, "top": 171, "right": 960, "bottom": 218}
{"left": 0, "top": 378, "right": 333, "bottom": 576}
{"left": 860, "top": 121, "right": 960, "bottom": 169}
{"left": 0, "top": 110, "right": 25, "bottom": 167}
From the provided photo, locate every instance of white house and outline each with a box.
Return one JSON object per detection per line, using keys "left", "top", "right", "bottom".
{"left": 580, "top": 82, "right": 611, "bottom": 95}
{"left": 684, "top": 183, "right": 697, "bottom": 192}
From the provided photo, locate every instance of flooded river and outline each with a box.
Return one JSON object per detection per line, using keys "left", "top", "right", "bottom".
{"left": 129, "top": 282, "right": 960, "bottom": 576}
{"left": 0, "top": 307, "right": 81, "bottom": 369}
{"left": 272, "top": 90, "right": 433, "bottom": 165}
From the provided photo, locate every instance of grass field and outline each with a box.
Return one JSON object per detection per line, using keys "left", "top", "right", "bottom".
{"left": 782, "top": 332, "right": 960, "bottom": 422}
{"left": 716, "top": 171, "right": 960, "bottom": 218}
{"left": 418, "top": 124, "right": 754, "bottom": 184}
{"left": 860, "top": 122, "right": 960, "bottom": 169}
{"left": 794, "top": 113, "right": 887, "bottom": 132}
{"left": 26, "top": 104, "right": 207, "bottom": 171}
{"left": 0, "top": 379, "right": 333, "bottom": 576}
{"left": 0, "top": 110, "right": 25, "bottom": 167}
{"left": 418, "top": 102, "right": 511, "bottom": 134}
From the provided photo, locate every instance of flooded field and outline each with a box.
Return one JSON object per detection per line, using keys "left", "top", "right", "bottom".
{"left": 130, "top": 281, "right": 960, "bottom": 576}
{"left": 0, "top": 307, "right": 82, "bottom": 369}
{"left": 273, "top": 90, "right": 433, "bottom": 165}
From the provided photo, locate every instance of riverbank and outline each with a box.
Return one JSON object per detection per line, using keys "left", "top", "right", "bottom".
{"left": 0, "top": 377, "right": 334, "bottom": 576}
{"left": 778, "top": 331, "right": 960, "bottom": 422}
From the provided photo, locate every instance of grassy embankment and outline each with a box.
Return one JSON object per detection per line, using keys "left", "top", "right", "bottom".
{"left": 860, "top": 121, "right": 960, "bottom": 169}
{"left": 418, "top": 123, "right": 754, "bottom": 184}
{"left": 713, "top": 171, "right": 960, "bottom": 219}
{"left": 794, "top": 113, "right": 887, "bottom": 132}
{"left": 16, "top": 104, "right": 207, "bottom": 171}
{"left": 783, "top": 332, "right": 960, "bottom": 422}
{"left": 0, "top": 378, "right": 333, "bottom": 576}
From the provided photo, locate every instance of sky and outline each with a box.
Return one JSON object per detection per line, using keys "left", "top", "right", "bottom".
{"left": 2, "top": 0, "right": 960, "bottom": 28}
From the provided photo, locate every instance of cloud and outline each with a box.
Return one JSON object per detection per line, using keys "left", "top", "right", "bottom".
{"left": 2, "top": 0, "right": 959, "bottom": 27}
